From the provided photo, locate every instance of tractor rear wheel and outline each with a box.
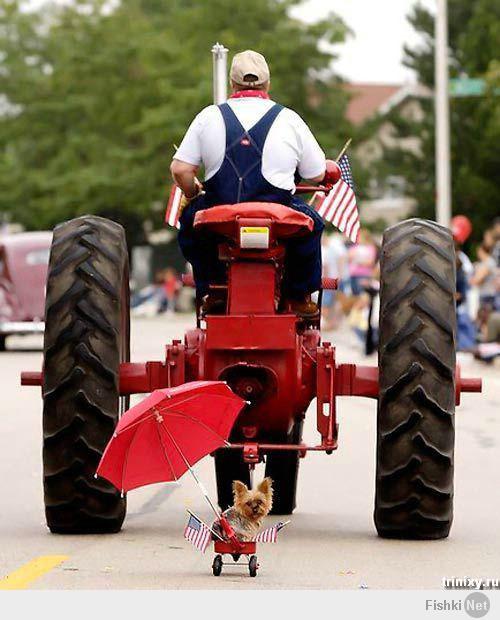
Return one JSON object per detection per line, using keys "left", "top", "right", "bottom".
{"left": 265, "top": 420, "right": 303, "bottom": 515}
{"left": 375, "top": 219, "right": 456, "bottom": 539}
{"left": 214, "top": 448, "right": 251, "bottom": 511}
{"left": 42, "top": 215, "right": 129, "bottom": 534}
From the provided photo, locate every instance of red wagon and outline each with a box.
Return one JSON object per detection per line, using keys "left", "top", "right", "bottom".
{"left": 212, "top": 540, "right": 258, "bottom": 577}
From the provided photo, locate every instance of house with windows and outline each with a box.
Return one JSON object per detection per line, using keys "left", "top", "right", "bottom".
{"left": 345, "top": 82, "right": 430, "bottom": 225}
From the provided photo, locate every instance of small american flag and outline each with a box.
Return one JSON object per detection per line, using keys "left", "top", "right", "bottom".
{"left": 254, "top": 521, "right": 288, "bottom": 543}
{"left": 312, "top": 154, "right": 360, "bottom": 244}
{"left": 184, "top": 514, "right": 212, "bottom": 553}
{"left": 165, "top": 184, "right": 183, "bottom": 229}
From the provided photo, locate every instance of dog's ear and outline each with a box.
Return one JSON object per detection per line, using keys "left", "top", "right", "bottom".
{"left": 258, "top": 477, "right": 273, "bottom": 498}
{"left": 232, "top": 480, "right": 248, "bottom": 499}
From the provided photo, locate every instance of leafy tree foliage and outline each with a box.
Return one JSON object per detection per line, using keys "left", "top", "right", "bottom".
{"left": 0, "top": 0, "right": 350, "bottom": 239}
{"left": 378, "top": 0, "right": 499, "bottom": 239}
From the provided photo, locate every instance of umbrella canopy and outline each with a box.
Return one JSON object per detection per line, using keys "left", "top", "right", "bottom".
{"left": 97, "top": 381, "right": 245, "bottom": 493}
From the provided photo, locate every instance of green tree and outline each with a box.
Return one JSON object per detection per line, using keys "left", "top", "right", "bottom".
{"left": 376, "top": 0, "right": 499, "bottom": 240}
{"left": 0, "top": 0, "right": 350, "bottom": 241}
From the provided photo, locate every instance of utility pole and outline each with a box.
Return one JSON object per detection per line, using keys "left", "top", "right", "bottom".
{"left": 212, "top": 43, "right": 228, "bottom": 104}
{"left": 435, "top": 0, "right": 452, "bottom": 227}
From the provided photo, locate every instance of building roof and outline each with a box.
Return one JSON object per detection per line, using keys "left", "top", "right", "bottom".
{"left": 344, "top": 83, "right": 402, "bottom": 125}
{"left": 344, "top": 82, "right": 431, "bottom": 125}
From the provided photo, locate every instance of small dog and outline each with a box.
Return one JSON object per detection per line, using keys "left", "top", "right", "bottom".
{"left": 213, "top": 478, "right": 273, "bottom": 542}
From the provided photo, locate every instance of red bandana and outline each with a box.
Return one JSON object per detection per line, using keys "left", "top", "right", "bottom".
{"left": 229, "top": 90, "right": 270, "bottom": 100}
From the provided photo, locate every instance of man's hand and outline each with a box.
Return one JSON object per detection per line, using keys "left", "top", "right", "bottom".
{"left": 323, "top": 160, "right": 341, "bottom": 185}
{"left": 170, "top": 159, "right": 201, "bottom": 199}
{"left": 178, "top": 179, "right": 203, "bottom": 212}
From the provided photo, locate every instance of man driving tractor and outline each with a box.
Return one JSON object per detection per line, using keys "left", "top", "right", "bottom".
{"left": 170, "top": 49, "right": 327, "bottom": 318}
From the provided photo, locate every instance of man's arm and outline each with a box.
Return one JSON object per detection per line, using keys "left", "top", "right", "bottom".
{"left": 170, "top": 107, "right": 209, "bottom": 199}
{"left": 306, "top": 172, "right": 326, "bottom": 184}
{"left": 170, "top": 159, "right": 200, "bottom": 199}
{"left": 294, "top": 113, "right": 326, "bottom": 183}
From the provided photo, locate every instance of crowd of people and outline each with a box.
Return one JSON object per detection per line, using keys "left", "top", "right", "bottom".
{"left": 320, "top": 229, "right": 380, "bottom": 353}
{"left": 320, "top": 216, "right": 500, "bottom": 362}
{"left": 455, "top": 217, "right": 500, "bottom": 362}
{"left": 131, "top": 267, "right": 182, "bottom": 316}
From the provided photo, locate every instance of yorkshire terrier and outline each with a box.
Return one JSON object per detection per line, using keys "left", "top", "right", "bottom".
{"left": 213, "top": 478, "right": 273, "bottom": 542}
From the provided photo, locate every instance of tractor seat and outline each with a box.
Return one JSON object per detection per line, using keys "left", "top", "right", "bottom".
{"left": 193, "top": 203, "right": 313, "bottom": 244}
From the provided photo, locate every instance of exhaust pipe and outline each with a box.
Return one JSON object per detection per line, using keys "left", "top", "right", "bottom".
{"left": 212, "top": 42, "right": 228, "bottom": 104}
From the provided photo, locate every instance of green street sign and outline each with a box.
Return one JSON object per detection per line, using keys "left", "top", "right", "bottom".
{"left": 449, "top": 78, "right": 486, "bottom": 97}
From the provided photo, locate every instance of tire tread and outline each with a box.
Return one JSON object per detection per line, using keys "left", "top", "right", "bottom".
{"left": 43, "top": 215, "right": 128, "bottom": 534}
{"left": 375, "top": 218, "right": 456, "bottom": 540}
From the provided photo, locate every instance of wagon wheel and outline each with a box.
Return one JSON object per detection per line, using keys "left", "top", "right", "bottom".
{"left": 375, "top": 219, "right": 456, "bottom": 540}
{"left": 212, "top": 554, "right": 223, "bottom": 576}
{"left": 214, "top": 447, "right": 251, "bottom": 511}
{"left": 249, "top": 555, "right": 258, "bottom": 577}
{"left": 42, "top": 215, "right": 129, "bottom": 534}
{"left": 265, "top": 419, "right": 303, "bottom": 515}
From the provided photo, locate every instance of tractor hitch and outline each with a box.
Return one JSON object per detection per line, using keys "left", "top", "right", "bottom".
{"left": 225, "top": 441, "right": 334, "bottom": 465}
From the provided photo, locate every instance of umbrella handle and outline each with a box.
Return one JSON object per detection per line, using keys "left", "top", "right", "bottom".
{"left": 219, "top": 515, "right": 235, "bottom": 537}
{"left": 219, "top": 515, "right": 244, "bottom": 551}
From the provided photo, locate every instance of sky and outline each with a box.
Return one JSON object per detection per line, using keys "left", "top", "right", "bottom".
{"left": 291, "top": 0, "right": 435, "bottom": 84}
{"left": 25, "top": 0, "right": 436, "bottom": 85}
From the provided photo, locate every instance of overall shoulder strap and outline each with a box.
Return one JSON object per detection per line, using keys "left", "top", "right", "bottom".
{"left": 218, "top": 103, "right": 246, "bottom": 148}
{"left": 248, "top": 104, "right": 284, "bottom": 151}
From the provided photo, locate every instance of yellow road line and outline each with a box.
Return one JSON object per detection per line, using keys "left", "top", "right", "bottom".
{"left": 0, "top": 555, "right": 68, "bottom": 590}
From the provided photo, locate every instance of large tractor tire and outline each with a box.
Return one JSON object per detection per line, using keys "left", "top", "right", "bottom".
{"left": 265, "top": 420, "right": 303, "bottom": 515}
{"left": 215, "top": 448, "right": 251, "bottom": 511}
{"left": 375, "top": 219, "right": 456, "bottom": 540}
{"left": 42, "top": 215, "right": 130, "bottom": 534}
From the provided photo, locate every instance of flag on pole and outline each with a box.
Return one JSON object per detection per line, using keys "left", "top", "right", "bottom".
{"left": 165, "top": 184, "right": 184, "bottom": 229}
{"left": 184, "top": 513, "right": 212, "bottom": 553}
{"left": 312, "top": 154, "right": 360, "bottom": 244}
{"left": 254, "top": 521, "right": 289, "bottom": 543}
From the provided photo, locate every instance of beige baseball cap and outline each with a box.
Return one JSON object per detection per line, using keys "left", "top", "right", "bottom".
{"left": 230, "top": 50, "right": 270, "bottom": 87}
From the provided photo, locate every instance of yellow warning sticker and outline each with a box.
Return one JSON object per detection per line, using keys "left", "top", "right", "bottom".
{"left": 240, "top": 226, "right": 270, "bottom": 249}
{"left": 241, "top": 227, "right": 269, "bottom": 234}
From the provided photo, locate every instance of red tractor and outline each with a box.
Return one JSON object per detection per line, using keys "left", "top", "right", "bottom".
{"left": 22, "top": 197, "right": 481, "bottom": 539}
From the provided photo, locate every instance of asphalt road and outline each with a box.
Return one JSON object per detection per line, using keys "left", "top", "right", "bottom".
{"left": 0, "top": 314, "right": 498, "bottom": 590}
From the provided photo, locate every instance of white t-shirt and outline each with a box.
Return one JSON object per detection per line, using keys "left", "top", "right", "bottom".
{"left": 174, "top": 97, "right": 326, "bottom": 191}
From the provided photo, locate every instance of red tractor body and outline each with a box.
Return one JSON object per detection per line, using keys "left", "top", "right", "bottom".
{"left": 21, "top": 202, "right": 482, "bottom": 538}
{"left": 183, "top": 203, "right": 319, "bottom": 441}
{"left": 22, "top": 203, "right": 481, "bottom": 455}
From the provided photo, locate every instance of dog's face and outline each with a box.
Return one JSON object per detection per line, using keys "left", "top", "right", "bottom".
{"left": 232, "top": 478, "right": 273, "bottom": 522}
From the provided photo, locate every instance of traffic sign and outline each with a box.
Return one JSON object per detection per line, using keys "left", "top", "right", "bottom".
{"left": 450, "top": 78, "right": 486, "bottom": 97}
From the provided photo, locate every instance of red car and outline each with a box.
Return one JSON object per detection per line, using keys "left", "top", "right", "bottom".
{"left": 0, "top": 231, "right": 52, "bottom": 350}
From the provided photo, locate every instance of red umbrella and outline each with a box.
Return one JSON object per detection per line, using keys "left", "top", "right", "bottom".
{"left": 96, "top": 381, "right": 245, "bottom": 516}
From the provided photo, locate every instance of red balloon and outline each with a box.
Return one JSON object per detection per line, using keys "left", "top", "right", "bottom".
{"left": 451, "top": 215, "right": 472, "bottom": 244}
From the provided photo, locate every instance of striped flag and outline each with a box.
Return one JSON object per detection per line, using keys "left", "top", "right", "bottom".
{"left": 165, "top": 184, "right": 184, "bottom": 229}
{"left": 312, "top": 154, "right": 360, "bottom": 244}
{"left": 254, "top": 521, "right": 288, "bottom": 544}
{"left": 184, "top": 514, "right": 212, "bottom": 553}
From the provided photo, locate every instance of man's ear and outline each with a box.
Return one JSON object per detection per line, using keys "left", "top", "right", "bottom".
{"left": 258, "top": 477, "right": 273, "bottom": 497}
{"left": 232, "top": 480, "right": 248, "bottom": 498}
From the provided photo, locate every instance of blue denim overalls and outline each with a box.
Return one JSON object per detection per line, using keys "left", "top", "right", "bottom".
{"left": 178, "top": 102, "right": 324, "bottom": 298}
